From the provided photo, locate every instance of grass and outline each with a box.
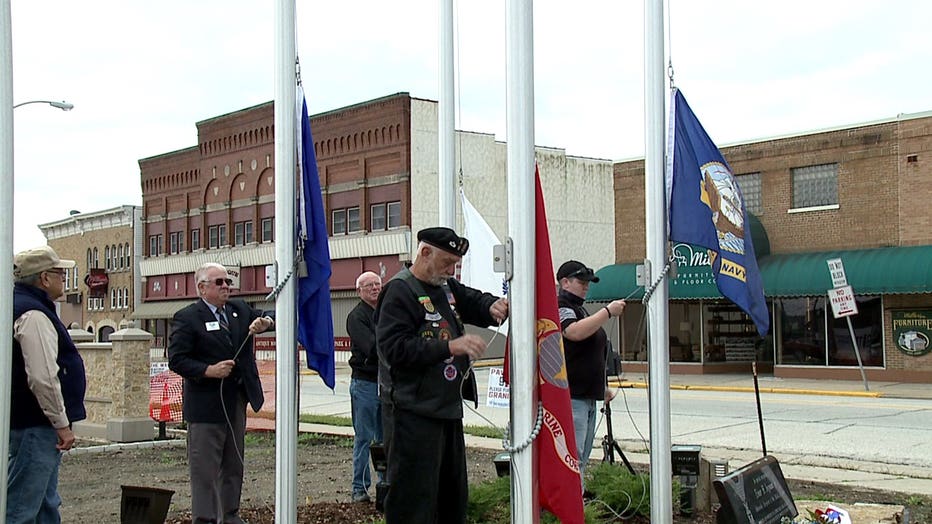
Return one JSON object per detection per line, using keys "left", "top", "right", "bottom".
{"left": 296, "top": 413, "right": 506, "bottom": 440}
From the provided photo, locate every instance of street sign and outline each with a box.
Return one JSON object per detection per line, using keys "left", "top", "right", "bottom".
{"left": 828, "top": 286, "right": 858, "bottom": 318}
{"left": 826, "top": 258, "right": 848, "bottom": 288}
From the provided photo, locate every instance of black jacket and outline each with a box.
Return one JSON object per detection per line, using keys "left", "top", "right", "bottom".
{"left": 558, "top": 289, "right": 607, "bottom": 400}
{"left": 168, "top": 298, "right": 268, "bottom": 423}
{"left": 375, "top": 269, "right": 498, "bottom": 419}
{"left": 347, "top": 300, "right": 379, "bottom": 382}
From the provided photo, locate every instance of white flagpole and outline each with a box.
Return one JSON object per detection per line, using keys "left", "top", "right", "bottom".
{"left": 274, "top": 0, "right": 298, "bottom": 521}
{"left": 506, "top": 0, "right": 538, "bottom": 522}
{"left": 0, "top": 0, "right": 14, "bottom": 516}
{"left": 439, "top": 0, "right": 456, "bottom": 228}
{"left": 645, "top": 0, "right": 673, "bottom": 521}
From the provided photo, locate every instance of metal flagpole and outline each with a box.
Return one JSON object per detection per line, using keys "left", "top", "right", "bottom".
{"left": 0, "top": 0, "right": 14, "bottom": 516}
{"left": 645, "top": 0, "right": 673, "bottom": 521}
{"left": 506, "top": 0, "right": 538, "bottom": 521}
{"left": 274, "top": 0, "right": 298, "bottom": 521}
{"left": 439, "top": 0, "right": 456, "bottom": 228}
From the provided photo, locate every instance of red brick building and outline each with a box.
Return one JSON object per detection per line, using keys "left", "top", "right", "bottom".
{"left": 598, "top": 111, "right": 932, "bottom": 382}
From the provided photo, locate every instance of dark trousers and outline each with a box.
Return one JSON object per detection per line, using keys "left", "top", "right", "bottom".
{"left": 187, "top": 393, "right": 247, "bottom": 524}
{"left": 383, "top": 408, "right": 468, "bottom": 524}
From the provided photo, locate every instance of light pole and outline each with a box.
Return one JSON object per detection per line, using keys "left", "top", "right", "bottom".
{"left": 13, "top": 99, "right": 74, "bottom": 111}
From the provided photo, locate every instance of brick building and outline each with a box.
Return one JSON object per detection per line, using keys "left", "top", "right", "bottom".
{"left": 135, "top": 93, "right": 615, "bottom": 355}
{"left": 38, "top": 205, "right": 143, "bottom": 341}
{"left": 594, "top": 111, "right": 932, "bottom": 383}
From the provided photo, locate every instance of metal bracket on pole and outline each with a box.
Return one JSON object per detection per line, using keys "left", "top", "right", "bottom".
{"left": 636, "top": 259, "right": 651, "bottom": 287}
{"left": 494, "top": 238, "right": 514, "bottom": 282}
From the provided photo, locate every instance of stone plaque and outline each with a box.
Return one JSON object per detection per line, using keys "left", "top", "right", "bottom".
{"left": 713, "top": 455, "right": 796, "bottom": 524}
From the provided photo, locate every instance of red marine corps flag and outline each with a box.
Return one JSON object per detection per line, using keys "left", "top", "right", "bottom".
{"left": 534, "top": 169, "right": 585, "bottom": 523}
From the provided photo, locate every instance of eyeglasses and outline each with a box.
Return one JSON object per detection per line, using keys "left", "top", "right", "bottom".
{"left": 44, "top": 269, "right": 66, "bottom": 280}
{"left": 359, "top": 282, "right": 381, "bottom": 290}
{"left": 201, "top": 277, "right": 233, "bottom": 286}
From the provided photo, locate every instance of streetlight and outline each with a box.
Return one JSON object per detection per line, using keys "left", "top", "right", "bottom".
{"left": 13, "top": 99, "right": 73, "bottom": 111}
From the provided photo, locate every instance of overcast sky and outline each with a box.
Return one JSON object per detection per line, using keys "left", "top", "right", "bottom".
{"left": 10, "top": 1, "right": 931, "bottom": 252}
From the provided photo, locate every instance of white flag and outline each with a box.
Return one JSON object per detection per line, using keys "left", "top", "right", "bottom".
{"left": 460, "top": 189, "right": 508, "bottom": 333}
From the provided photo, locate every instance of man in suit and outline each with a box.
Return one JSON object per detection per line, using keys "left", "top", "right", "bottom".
{"left": 168, "top": 262, "right": 274, "bottom": 524}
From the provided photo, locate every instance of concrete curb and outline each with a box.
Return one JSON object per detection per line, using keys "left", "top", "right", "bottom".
{"left": 609, "top": 380, "right": 883, "bottom": 398}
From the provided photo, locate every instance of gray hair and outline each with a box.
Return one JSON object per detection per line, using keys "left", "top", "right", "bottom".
{"left": 195, "top": 262, "right": 227, "bottom": 297}
{"left": 355, "top": 271, "right": 381, "bottom": 289}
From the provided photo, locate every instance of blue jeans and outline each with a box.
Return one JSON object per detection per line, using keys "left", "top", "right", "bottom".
{"left": 350, "top": 378, "right": 383, "bottom": 494}
{"left": 571, "top": 398, "right": 598, "bottom": 487}
{"left": 6, "top": 425, "right": 63, "bottom": 524}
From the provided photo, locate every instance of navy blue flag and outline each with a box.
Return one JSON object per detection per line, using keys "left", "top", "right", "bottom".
{"left": 297, "top": 86, "right": 335, "bottom": 389}
{"left": 666, "top": 88, "right": 770, "bottom": 336}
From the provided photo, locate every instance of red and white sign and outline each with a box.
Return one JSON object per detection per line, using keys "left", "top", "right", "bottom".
{"left": 828, "top": 286, "right": 858, "bottom": 318}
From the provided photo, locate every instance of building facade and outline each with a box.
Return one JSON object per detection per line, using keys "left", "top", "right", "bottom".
{"left": 596, "top": 111, "right": 932, "bottom": 382}
{"left": 135, "top": 93, "right": 615, "bottom": 355}
{"left": 39, "top": 205, "right": 143, "bottom": 341}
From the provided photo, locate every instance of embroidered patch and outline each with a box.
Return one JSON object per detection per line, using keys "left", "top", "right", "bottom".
{"left": 443, "top": 364, "right": 458, "bottom": 381}
{"left": 419, "top": 296, "right": 435, "bottom": 313}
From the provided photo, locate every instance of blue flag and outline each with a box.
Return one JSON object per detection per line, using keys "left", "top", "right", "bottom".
{"left": 297, "top": 86, "right": 335, "bottom": 389}
{"left": 667, "top": 88, "right": 770, "bottom": 336}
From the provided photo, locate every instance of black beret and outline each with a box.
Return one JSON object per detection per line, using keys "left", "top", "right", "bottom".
{"left": 417, "top": 227, "right": 469, "bottom": 257}
{"left": 556, "top": 260, "right": 600, "bottom": 283}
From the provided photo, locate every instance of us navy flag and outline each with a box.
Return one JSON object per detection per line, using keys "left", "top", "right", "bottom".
{"left": 666, "top": 88, "right": 770, "bottom": 336}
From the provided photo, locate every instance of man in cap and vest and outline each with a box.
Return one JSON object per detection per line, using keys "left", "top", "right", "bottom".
{"left": 557, "top": 259, "right": 626, "bottom": 489}
{"left": 8, "top": 246, "right": 87, "bottom": 523}
{"left": 375, "top": 227, "right": 509, "bottom": 524}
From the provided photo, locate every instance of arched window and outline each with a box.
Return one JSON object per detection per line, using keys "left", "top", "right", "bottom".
{"left": 111, "top": 244, "right": 117, "bottom": 270}
{"left": 118, "top": 244, "right": 123, "bottom": 270}
{"left": 86, "top": 249, "right": 92, "bottom": 272}
{"left": 105, "top": 246, "right": 111, "bottom": 270}
{"left": 124, "top": 242, "right": 131, "bottom": 268}
{"left": 123, "top": 287, "right": 129, "bottom": 309}
{"left": 93, "top": 247, "right": 98, "bottom": 268}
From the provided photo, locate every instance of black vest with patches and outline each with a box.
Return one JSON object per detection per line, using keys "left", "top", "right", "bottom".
{"left": 379, "top": 268, "right": 478, "bottom": 419}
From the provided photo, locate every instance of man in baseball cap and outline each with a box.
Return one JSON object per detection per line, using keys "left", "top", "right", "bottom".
{"left": 8, "top": 245, "right": 85, "bottom": 522}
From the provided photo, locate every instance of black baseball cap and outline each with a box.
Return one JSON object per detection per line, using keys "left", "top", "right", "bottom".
{"left": 556, "top": 260, "right": 600, "bottom": 283}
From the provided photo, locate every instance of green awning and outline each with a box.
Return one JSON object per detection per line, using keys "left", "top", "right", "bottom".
{"left": 588, "top": 244, "right": 932, "bottom": 301}
{"left": 759, "top": 245, "right": 932, "bottom": 297}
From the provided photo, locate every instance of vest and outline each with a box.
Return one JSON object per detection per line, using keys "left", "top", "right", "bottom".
{"left": 11, "top": 283, "right": 87, "bottom": 429}
{"left": 380, "top": 268, "right": 478, "bottom": 419}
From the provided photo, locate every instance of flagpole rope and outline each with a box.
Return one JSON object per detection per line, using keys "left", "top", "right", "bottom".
{"left": 265, "top": 245, "right": 304, "bottom": 302}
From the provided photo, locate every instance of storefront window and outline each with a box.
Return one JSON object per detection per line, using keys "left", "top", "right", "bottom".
{"left": 775, "top": 295, "right": 883, "bottom": 367}
{"left": 776, "top": 297, "right": 827, "bottom": 365}
{"left": 703, "top": 303, "right": 769, "bottom": 363}
{"left": 827, "top": 296, "right": 883, "bottom": 367}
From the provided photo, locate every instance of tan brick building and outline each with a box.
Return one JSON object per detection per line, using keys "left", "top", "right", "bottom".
{"left": 39, "top": 205, "right": 143, "bottom": 341}
{"left": 599, "top": 111, "right": 932, "bottom": 383}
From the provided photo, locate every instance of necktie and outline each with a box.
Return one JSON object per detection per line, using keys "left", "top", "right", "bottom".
{"left": 217, "top": 308, "right": 230, "bottom": 332}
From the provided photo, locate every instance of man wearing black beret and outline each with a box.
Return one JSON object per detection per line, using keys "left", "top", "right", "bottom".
{"left": 375, "top": 227, "right": 509, "bottom": 524}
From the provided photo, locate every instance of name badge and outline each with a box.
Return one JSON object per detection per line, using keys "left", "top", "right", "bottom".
{"left": 205, "top": 321, "right": 220, "bottom": 331}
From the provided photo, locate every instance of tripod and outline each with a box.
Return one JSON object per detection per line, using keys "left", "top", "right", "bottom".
{"left": 600, "top": 396, "right": 636, "bottom": 474}
{"left": 601, "top": 339, "right": 636, "bottom": 474}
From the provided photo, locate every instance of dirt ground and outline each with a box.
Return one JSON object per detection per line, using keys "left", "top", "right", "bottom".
{"left": 59, "top": 431, "right": 927, "bottom": 523}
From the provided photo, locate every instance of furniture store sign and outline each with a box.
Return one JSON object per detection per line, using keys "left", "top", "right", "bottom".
{"left": 891, "top": 310, "right": 932, "bottom": 357}
{"left": 671, "top": 243, "right": 716, "bottom": 287}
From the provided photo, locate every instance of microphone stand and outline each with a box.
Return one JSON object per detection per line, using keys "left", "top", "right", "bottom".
{"left": 601, "top": 340, "right": 636, "bottom": 475}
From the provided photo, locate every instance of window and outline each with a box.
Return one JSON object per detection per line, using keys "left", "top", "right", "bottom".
{"left": 148, "top": 235, "right": 162, "bottom": 256}
{"left": 191, "top": 229, "right": 200, "bottom": 251}
{"left": 123, "top": 288, "right": 129, "bottom": 310}
{"left": 347, "top": 206, "right": 360, "bottom": 233}
{"left": 111, "top": 244, "right": 117, "bottom": 270}
{"left": 105, "top": 246, "right": 111, "bottom": 270}
{"left": 371, "top": 203, "right": 387, "bottom": 231}
{"left": 735, "top": 173, "right": 762, "bottom": 215}
{"left": 332, "top": 209, "right": 346, "bottom": 235}
{"left": 218, "top": 224, "right": 227, "bottom": 246}
{"left": 110, "top": 288, "right": 116, "bottom": 310}
{"left": 93, "top": 247, "right": 99, "bottom": 268}
{"left": 72, "top": 264, "right": 79, "bottom": 289}
{"left": 63, "top": 268, "right": 70, "bottom": 290}
{"left": 261, "top": 218, "right": 273, "bottom": 242}
{"left": 124, "top": 242, "right": 131, "bottom": 268}
{"left": 169, "top": 232, "right": 182, "bottom": 254}
{"left": 209, "top": 226, "right": 219, "bottom": 248}
{"left": 86, "top": 249, "right": 92, "bottom": 271}
{"left": 234, "top": 221, "right": 254, "bottom": 246}
{"left": 118, "top": 244, "right": 124, "bottom": 269}
{"left": 792, "top": 163, "right": 837, "bottom": 208}
{"left": 387, "top": 201, "right": 401, "bottom": 228}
